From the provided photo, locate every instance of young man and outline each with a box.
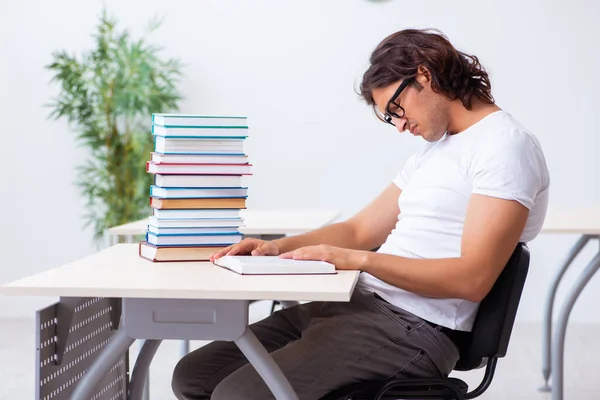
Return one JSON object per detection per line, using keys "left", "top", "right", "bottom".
{"left": 172, "top": 28, "right": 550, "bottom": 400}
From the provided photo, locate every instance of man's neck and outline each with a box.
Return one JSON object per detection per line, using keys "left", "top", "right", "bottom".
{"left": 446, "top": 99, "right": 501, "bottom": 135}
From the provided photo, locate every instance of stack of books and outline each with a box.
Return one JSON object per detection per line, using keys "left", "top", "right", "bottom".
{"left": 139, "top": 114, "right": 252, "bottom": 262}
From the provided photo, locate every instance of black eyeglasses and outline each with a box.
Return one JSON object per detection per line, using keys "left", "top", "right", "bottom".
{"left": 382, "top": 77, "right": 414, "bottom": 126}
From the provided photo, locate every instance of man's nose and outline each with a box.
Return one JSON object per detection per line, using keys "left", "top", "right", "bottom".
{"left": 394, "top": 117, "right": 408, "bottom": 133}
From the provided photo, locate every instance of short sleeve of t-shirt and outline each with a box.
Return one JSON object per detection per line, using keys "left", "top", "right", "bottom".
{"left": 393, "top": 153, "right": 419, "bottom": 189}
{"left": 471, "top": 130, "right": 547, "bottom": 210}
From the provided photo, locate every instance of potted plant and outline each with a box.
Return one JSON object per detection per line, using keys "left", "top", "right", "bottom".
{"left": 46, "top": 9, "right": 182, "bottom": 242}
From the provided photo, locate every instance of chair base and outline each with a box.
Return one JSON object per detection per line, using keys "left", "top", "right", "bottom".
{"left": 322, "top": 377, "right": 468, "bottom": 400}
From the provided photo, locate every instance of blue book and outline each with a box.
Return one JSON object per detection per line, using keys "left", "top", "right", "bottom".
{"left": 152, "top": 114, "right": 247, "bottom": 127}
{"left": 151, "top": 152, "right": 248, "bottom": 165}
{"left": 146, "top": 232, "right": 243, "bottom": 246}
{"left": 150, "top": 186, "right": 248, "bottom": 199}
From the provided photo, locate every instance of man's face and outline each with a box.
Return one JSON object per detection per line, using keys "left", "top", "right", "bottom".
{"left": 372, "top": 74, "right": 449, "bottom": 142}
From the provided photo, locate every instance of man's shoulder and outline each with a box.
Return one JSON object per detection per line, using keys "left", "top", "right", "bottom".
{"left": 470, "top": 111, "right": 544, "bottom": 154}
{"left": 469, "top": 111, "right": 550, "bottom": 188}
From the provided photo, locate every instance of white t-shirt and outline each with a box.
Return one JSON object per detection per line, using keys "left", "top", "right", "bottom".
{"left": 357, "top": 110, "right": 550, "bottom": 331}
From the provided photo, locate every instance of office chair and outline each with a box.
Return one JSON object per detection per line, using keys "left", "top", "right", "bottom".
{"left": 321, "top": 243, "right": 530, "bottom": 400}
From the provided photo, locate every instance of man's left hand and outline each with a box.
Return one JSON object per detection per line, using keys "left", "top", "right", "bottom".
{"left": 278, "top": 245, "right": 368, "bottom": 270}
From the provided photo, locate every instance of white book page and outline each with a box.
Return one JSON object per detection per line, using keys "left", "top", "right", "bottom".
{"left": 222, "top": 256, "right": 332, "bottom": 267}
{"left": 214, "top": 256, "right": 335, "bottom": 274}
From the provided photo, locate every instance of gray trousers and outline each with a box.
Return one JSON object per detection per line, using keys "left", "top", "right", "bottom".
{"left": 171, "top": 287, "right": 460, "bottom": 400}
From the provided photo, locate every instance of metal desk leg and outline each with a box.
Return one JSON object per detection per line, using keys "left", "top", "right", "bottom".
{"left": 132, "top": 340, "right": 152, "bottom": 400}
{"left": 551, "top": 250, "right": 600, "bottom": 400}
{"left": 70, "top": 329, "right": 135, "bottom": 400}
{"left": 540, "top": 235, "right": 591, "bottom": 391}
{"left": 106, "top": 233, "right": 116, "bottom": 247}
{"left": 279, "top": 301, "right": 300, "bottom": 309}
{"left": 123, "top": 298, "right": 298, "bottom": 399}
{"left": 180, "top": 339, "right": 190, "bottom": 357}
{"left": 130, "top": 340, "right": 162, "bottom": 400}
{"left": 235, "top": 327, "right": 299, "bottom": 400}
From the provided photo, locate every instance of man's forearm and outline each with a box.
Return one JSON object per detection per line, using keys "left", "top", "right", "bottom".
{"left": 362, "top": 252, "right": 486, "bottom": 302}
{"left": 273, "top": 221, "right": 362, "bottom": 253}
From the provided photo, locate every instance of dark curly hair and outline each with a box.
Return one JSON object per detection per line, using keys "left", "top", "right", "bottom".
{"left": 360, "top": 28, "right": 494, "bottom": 118}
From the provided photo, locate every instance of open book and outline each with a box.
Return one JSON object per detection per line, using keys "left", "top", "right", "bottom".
{"left": 213, "top": 256, "right": 336, "bottom": 275}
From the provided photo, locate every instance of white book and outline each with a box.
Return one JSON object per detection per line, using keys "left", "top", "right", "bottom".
{"left": 147, "top": 233, "right": 242, "bottom": 246}
{"left": 147, "top": 225, "right": 241, "bottom": 235}
{"left": 152, "top": 114, "right": 248, "bottom": 127}
{"left": 152, "top": 125, "right": 248, "bottom": 137}
{"left": 154, "top": 137, "right": 244, "bottom": 154}
{"left": 150, "top": 186, "right": 248, "bottom": 199}
{"left": 152, "top": 208, "right": 242, "bottom": 219}
{"left": 147, "top": 162, "right": 252, "bottom": 175}
{"left": 148, "top": 216, "right": 244, "bottom": 228}
{"left": 151, "top": 152, "right": 248, "bottom": 165}
{"left": 155, "top": 175, "right": 243, "bottom": 188}
{"left": 213, "top": 256, "right": 336, "bottom": 275}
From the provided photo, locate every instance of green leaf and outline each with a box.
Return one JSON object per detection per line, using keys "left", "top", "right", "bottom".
{"left": 46, "top": 7, "right": 183, "bottom": 241}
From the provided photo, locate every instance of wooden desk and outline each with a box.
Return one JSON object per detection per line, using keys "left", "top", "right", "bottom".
{"left": 541, "top": 209, "right": 600, "bottom": 235}
{"left": 0, "top": 244, "right": 359, "bottom": 400}
{"left": 539, "top": 209, "right": 600, "bottom": 400}
{"left": 105, "top": 209, "right": 340, "bottom": 399}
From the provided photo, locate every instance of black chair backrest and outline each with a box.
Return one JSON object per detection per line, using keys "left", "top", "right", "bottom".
{"left": 455, "top": 243, "right": 530, "bottom": 370}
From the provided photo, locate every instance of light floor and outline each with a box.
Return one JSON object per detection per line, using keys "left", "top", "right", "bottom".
{"left": 0, "top": 301, "right": 598, "bottom": 400}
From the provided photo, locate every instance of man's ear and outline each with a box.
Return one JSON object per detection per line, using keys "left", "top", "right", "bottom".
{"left": 416, "top": 65, "right": 432, "bottom": 86}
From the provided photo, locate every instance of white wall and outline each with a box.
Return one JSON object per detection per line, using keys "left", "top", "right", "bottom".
{"left": 1, "top": 0, "right": 599, "bottom": 323}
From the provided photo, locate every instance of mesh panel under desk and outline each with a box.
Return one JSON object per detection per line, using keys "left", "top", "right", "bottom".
{"left": 36, "top": 297, "right": 128, "bottom": 400}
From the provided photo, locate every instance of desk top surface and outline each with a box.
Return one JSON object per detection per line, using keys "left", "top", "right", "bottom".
{"left": 107, "top": 209, "right": 341, "bottom": 236}
{"left": 542, "top": 209, "right": 600, "bottom": 235}
{"left": 0, "top": 244, "right": 359, "bottom": 302}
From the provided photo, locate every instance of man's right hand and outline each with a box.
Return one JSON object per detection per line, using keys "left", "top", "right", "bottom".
{"left": 210, "top": 238, "right": 280, "bottom": 263}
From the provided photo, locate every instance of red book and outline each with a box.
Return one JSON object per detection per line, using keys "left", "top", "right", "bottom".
{"left": 139, "top": 241, "right": 224, "bottom": 262}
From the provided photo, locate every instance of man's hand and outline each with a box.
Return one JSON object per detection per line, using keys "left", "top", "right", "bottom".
{"left": 210, "top": 238, "right": 280, "bottom": 262}
{"left": 279, "top": 245, "right": 368, "bottom": 270}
